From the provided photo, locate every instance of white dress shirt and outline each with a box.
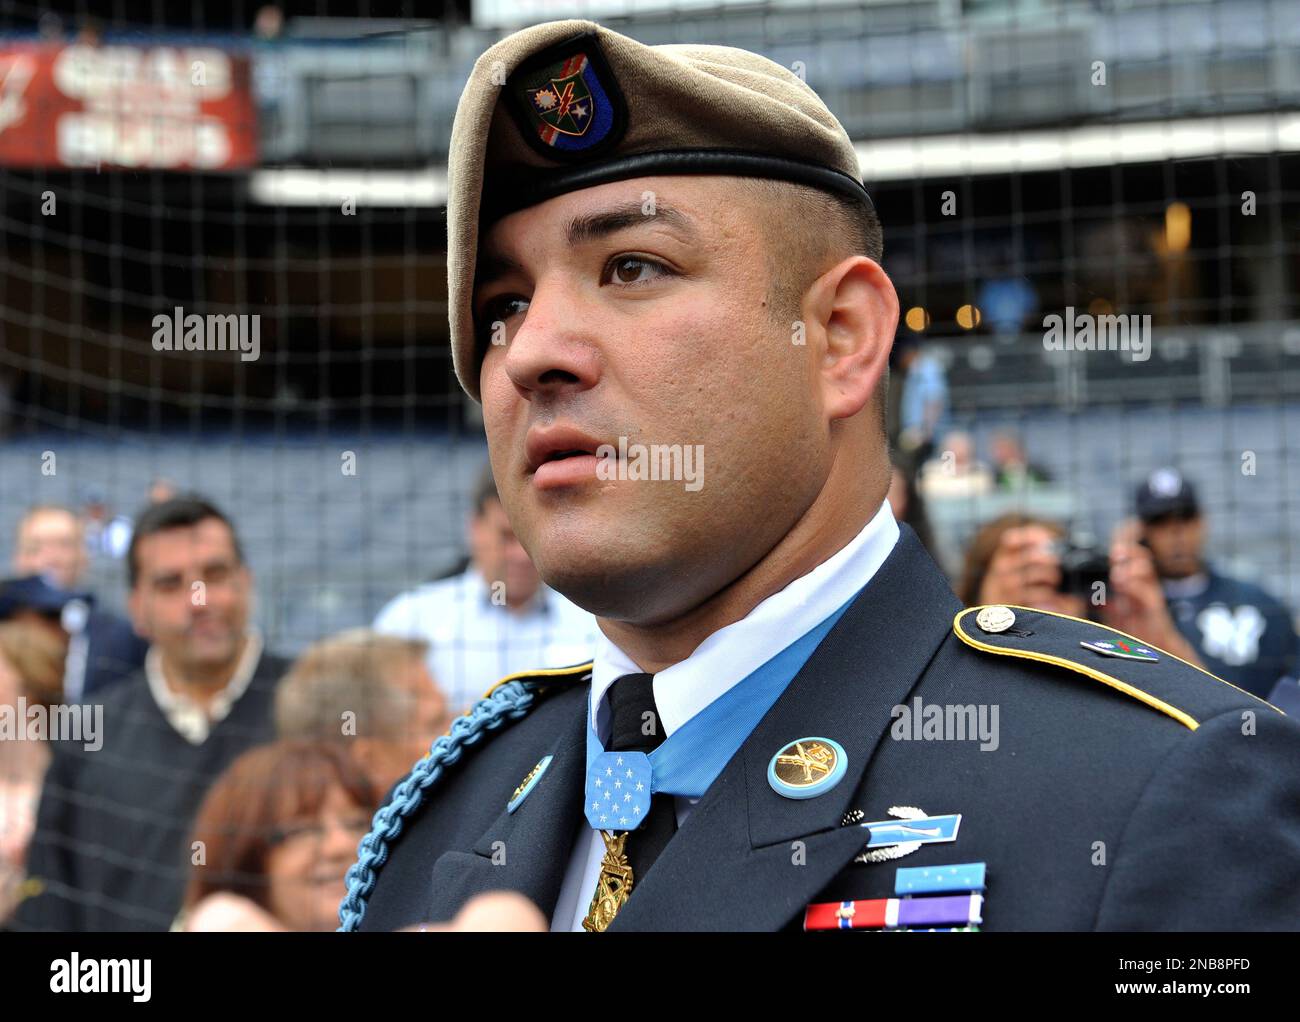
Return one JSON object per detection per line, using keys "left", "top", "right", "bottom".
{"left": 550, "top": 501, "right": 901, "bottom": 931}
{"left": 144, "top": 630, "right": 264, "bottom": 745}
{"left": 373, "top": 567, "right": 600, "bottom": 713}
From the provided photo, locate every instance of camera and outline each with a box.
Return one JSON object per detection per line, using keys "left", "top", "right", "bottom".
{"left": 1055, "top": 541, "right": 1110, "bottom": 597}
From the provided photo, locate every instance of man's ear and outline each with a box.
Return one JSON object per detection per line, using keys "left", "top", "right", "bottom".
{"left": 806, "top": 256, "right": 898, "bottom": 422}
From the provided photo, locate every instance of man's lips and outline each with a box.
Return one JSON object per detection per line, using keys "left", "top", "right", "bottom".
{"left": 524, "top": 424, "right": 605, "bottom": 472}
{"left": 525, "top": 425, "right": 608, "bottom": 490}
{"left": 532, "top": 454, "right": 601, "bottom": 490}
{"left": 189, "top": 620, "right": 230, "bottom": 640}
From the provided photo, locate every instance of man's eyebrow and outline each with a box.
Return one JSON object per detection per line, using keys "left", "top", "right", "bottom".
{"left": 475, "top": 252, "right": 526, "bottom": 294}
{"left": 475, "top": 202, "right": 698, "bottom": 293}
{"left": 564, "top": 201, "right": 697, "bottom": 247}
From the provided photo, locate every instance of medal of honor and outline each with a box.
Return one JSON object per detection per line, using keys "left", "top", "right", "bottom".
{"left": 582, "top": 830, "right": 634, "bottom": 932}
{"left": 581, "top": 750, "right": 653, "bottom": 931}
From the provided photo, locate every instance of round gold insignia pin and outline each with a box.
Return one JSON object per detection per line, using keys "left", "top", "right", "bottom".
{"left": 768, "top": 737, "right": 848, "bottom": 799}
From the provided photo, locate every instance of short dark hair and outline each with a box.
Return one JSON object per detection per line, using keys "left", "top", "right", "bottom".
{"left": 738, "top": 178, "right": 883, "bottom": 315}
{"left": 824, "top": 189, "right": 884, "bottom": 266}
{"left": 738, "top": 179, "right": 889, "bottom": 440}
{"left": 127, "top": 495, "right": 244, "bottom": 589}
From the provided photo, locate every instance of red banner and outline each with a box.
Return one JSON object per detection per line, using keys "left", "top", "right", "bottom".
{"left": 0, "top": 42, "right": 259, "bottom": 170}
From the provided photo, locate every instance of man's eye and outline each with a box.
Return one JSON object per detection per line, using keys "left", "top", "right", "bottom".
{"left": 603, "top": 256, "right": 670, "bottom": 286}
{"left": 475, "top": 296, "right": 529, "bottom": 349}
{"left": 479, "top": 295, "right": 529, "bottom": 326}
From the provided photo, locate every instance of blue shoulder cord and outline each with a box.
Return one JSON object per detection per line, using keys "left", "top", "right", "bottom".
{"left": 337, "top": 679, "right": 540, "bottom": 932}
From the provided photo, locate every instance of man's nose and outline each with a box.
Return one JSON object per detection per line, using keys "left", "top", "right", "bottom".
{"left": 501, "top": 277, "right": 601, "bottom": 399}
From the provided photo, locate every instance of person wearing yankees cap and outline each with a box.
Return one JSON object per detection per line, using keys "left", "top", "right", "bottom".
{"left": 341, "top": 20, "right": 1300, "bottom": 932}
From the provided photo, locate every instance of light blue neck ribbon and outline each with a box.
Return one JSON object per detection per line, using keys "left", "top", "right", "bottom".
{"left": 585, "top": 593, "right": 855, "bottom": 803}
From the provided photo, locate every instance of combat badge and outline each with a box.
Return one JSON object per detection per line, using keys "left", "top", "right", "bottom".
{"left": 768, "top": 737, "right": 848, "bottom": 799}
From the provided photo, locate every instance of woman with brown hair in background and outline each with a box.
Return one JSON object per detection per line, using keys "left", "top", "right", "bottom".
{"left": 179, "top": 739, "right": 377, "bottom": 931}
{"left": 957, "top": 513, "right": 1077, "bottom": 612}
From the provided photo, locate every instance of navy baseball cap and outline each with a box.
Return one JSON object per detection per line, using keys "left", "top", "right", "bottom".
{"left": 0, "top": 575, "right": 91, "bottom": 621}
{"left": 1135, "top": 468, "right": 1200, "bottom": 522}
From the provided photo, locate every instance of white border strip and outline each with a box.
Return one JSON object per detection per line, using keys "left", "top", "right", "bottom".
{"left": 247, "top": 112, "right": 1300, "bottom": 205}
{"left": 856, "top": 112, "right": 1300, "bottom": 182}
{"left": 247, "top": 167, "right": 448, "bottom": 207}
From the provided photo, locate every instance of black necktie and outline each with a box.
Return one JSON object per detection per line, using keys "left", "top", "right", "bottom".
{"left": 605, "top": 672, "right": 678, "bottom": 883}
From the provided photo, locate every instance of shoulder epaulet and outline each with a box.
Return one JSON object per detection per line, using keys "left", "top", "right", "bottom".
{"left": 481, "top": 660, "right": 594, "bottom": 701}
{"left": 953, "top": 605, "right": 1282, "bottom": 731}
{"left": 338, "top": 659, "right": 593, "bottom": 932}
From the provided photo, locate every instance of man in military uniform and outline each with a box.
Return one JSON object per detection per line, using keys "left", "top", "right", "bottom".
{"left": 341, "top": 19, "right": 1300, "bottom": 932}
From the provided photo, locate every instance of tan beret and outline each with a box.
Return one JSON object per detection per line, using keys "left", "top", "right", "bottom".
{"left": 447, "top": 18, "right": 871, "bottom": 401}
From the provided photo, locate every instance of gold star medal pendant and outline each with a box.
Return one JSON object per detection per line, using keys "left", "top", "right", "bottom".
{"left": 581, "top": 750, "right": 652, "bottom": 931}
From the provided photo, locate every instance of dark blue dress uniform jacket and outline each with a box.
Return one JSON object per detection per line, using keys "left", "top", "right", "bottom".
{"left": 356, "top": 526, "right": 1300, "bottom": 931}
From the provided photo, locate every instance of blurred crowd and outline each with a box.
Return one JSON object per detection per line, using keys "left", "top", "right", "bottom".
{"left": 0, "top": 468, "right": 598, "bottom": 931}
{"left": 0, "top": 438, "right": 1295, "bottom": 931}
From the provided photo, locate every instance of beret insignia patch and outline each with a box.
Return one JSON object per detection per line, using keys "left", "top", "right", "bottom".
{"left": 503, "top": 33, "right": 627, "bottom": 160}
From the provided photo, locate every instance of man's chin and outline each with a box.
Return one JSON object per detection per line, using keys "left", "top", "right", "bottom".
{"left": 531, "top": 552, "right": 697, "bottom": 623}
{"left": 518, "top": 504, "right": 706, "bottom": 618}
{"left": 1159, "top": 559, "right": 1198, "bottom": 579}
{"left": 181, "top": 639, "right": 240, "bottom": 672}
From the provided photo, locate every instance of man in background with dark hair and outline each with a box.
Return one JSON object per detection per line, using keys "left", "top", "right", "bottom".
{"left": 1136, "top": 467, "right": 1299, "bottom": 700}
{"left": 373, "top": 464, "right": 598, "bottom": 713}
{"left": 15, "top": 495, "right": 288, "bottom": 931}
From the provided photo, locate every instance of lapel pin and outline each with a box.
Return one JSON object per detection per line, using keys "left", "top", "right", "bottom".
{"left": 975, "top": 605, "right": 1016, "bottom": 633}
{"left": 862, "top": 812, "right": 961, "bottom": 847}
{"left": 507, "top": 754, "right": 554, "bottom": 814}
{"left": 1080, "top": 639, "right": 1159, "bottom": 662}
{"left": 767, "top": 737, "right": 847, "bottom": 800}
{"left": 854, "top": 805, "right": 933, "bottom": 864}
